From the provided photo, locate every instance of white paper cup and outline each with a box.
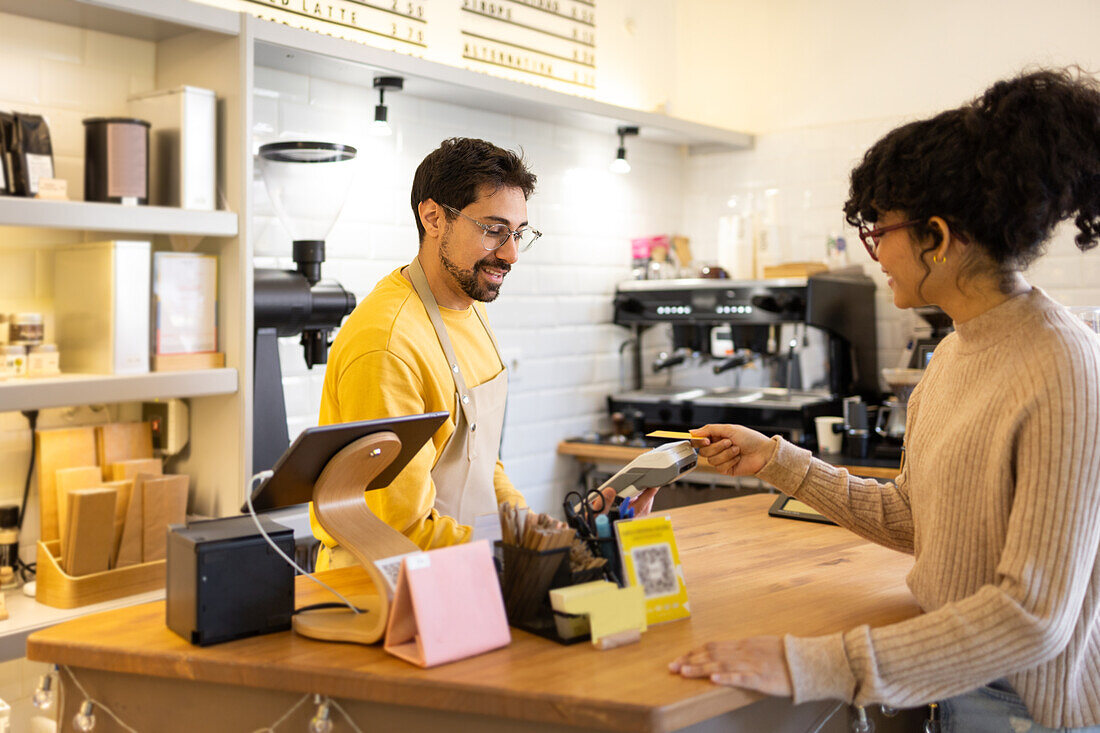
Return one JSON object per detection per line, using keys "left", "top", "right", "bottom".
{"left": 815, "top": 416, "right": 845, "bottom": 454}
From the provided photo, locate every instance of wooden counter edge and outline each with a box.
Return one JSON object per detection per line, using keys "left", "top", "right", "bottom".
{"left": 26, "top": 622, "right": 702, "bottom": 733}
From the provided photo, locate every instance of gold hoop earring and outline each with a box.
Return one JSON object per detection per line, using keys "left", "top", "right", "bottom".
{"left": 933, "top": 254, "right": 945, "bottom": 264}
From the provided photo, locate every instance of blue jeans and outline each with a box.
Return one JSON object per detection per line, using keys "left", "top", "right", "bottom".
{"left": 940, "top": 680, "right": 1100, "bottom": 733}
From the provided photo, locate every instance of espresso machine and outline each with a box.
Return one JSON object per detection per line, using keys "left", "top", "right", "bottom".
{"left": 609, "top": 269, "right": 877, "bottom": 448}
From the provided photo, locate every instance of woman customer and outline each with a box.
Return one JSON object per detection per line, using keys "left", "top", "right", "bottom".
{"left": 670, "top": 68, "right": 1100, "bottom": 732}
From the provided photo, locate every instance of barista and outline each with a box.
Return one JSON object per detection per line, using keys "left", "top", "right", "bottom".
{"left": 311, "top": 138, "right": 538, "bottom": 568}
{"left": 670, "top": 69, "right": 1100, "bottom": 731}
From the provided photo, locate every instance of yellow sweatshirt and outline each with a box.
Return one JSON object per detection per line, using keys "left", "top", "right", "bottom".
{"left": 311, "top": 267, "right": 525, "bottom": 552}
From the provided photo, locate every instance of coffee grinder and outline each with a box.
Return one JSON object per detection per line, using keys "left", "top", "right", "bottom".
{"left": 252, "top": 142, "right": 358, "bottom": 474}
{"left": 903, "top": 306, "right": 953, "bottom": 369}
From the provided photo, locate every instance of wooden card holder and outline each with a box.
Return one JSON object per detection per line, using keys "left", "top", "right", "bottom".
{"left": 36, "top": 539, "right": 165, "bottom": 609}
{"left": 293, "top": 431, "right": 421, "bottom": 646}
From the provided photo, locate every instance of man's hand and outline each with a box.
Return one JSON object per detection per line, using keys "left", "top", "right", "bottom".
{"left": 689, "top": 424, "right": 774, "bottom": 477}
{"left": 669, "top": 636, "right": 793, "bottom": 697}
{"left": 593, "top": 485, "right": 659, "bottom": 517}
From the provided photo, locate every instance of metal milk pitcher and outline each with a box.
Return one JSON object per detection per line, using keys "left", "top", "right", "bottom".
{"left": 875, "top": 398, "right": 907, "bottom": 440}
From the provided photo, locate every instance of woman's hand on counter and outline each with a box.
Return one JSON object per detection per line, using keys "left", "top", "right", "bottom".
{"left": 689, "top": 424, "right": 773, "bottom": 477}
{"left": 668, "top": 636, "right": 792, "bottom": 697}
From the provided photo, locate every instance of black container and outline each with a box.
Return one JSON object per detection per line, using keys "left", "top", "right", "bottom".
{"left": 167, "top": 514, "right": 294, "bottom": 646}
{"left": 0, "top": 111, "right": 12, "bottom": 195}
{"left": 0, "top": 504, "right": 19, "bottom": 571}
{"left": 495, "top": 540, "right": 611, "bottom": 645}
{"left": 83, "top": 117, "right": 150, "bottom": 204}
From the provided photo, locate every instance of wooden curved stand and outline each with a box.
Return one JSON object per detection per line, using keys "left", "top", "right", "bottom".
{"left": 293, "top": 431, "right": 421, "bottom": 645}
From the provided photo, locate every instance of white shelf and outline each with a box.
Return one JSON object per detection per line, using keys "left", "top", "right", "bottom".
{"left": 0, "top": 369, "right": 238, "bottom": 413}
{"left": 252, "top": 19, "right": 754, "bottom": 155}
{"left": 0, "top": 587, "right": 163, "bottom": 662}
{"left": 0, "top": 198, "right": 238, "bottom": 238}
{"left": 0, "top": 0, "right": 238, "bottom": 40}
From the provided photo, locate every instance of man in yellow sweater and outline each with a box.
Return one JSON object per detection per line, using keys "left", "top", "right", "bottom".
{"left": 312, "top": 138, "right": 540, "bottom": 568}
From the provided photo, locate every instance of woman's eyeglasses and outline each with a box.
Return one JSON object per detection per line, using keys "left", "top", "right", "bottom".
{"left": 441, "top": 203, "right": 542, "bottom": 253}
{"left": 857, "top": 219, "right": 923, "bottom": 261}
{"left": 858, "top": 218, "right": 969, "bottom": 261}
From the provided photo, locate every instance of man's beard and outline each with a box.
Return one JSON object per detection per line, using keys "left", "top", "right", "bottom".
{"left": 438, "top": 230, "right": 511, "bottom": 302}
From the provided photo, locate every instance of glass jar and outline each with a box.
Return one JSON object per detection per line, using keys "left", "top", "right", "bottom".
{"left": 10, "top": 313, "right": 44, "bottom": 346}
{"left": 1, "top": 345, "right": 27, "bottom": 377}
{"left": 1068, "top": 306, "right": 1100, "bottom": 335}
{"left": 28, "top": 343, "right": 60, "bottom": 377}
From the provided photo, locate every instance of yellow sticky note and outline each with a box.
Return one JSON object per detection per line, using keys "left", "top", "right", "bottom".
{"left": 646, "top": 430, "right": 705, "bottom": 442}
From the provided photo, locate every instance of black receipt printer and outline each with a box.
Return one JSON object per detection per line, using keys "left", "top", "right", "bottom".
{"left": 167, "top": 514, "right": 295, "bottom": 646}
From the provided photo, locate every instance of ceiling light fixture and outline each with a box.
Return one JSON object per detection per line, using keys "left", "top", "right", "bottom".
{"left": 372, "top": 75, "right": 404, "bottom": 137}
{"left": 610, "top": 125, "right": 639, "bottom": 174}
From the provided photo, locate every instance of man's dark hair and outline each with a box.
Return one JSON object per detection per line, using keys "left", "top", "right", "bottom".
{"left": 411, "top": 137, "right": 537, "bottom": 242}
{"left": 844, "top": 67, "right": 1100, "bottom": 290}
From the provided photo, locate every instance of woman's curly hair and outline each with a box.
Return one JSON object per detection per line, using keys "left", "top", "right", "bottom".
{"left": 844, "top": 68, "right": 1100, "bottom": 277}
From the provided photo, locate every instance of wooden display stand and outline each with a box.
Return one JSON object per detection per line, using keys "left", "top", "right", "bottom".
{"left": 292, "top": 431, "right": 420, "bottom": 645}
{"left": 36, "top": 540, "right": 164, "bottom": 609}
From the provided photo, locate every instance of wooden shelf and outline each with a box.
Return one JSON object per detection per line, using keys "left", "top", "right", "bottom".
{"left": 0, "top": 369, "right": 238, "bottom": 412}
{"left": 0, "top": 198, "right": 238, "bottom": 238}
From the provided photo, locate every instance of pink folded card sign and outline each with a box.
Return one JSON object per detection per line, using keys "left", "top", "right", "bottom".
{"left": 383, "top": 539, "right": 511, "bottom": 668}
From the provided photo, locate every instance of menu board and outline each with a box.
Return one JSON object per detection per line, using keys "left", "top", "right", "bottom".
{"left": 194, "top": 0, "right": 596, "bottom": 95}
{"left": 459, "top": 0, "right": 596, "bottom": 90}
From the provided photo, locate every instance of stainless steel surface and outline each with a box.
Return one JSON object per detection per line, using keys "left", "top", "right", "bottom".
{"left": 616, "top": 277, "right": 809, "bottom": 291}
{"left": 613, "top": 386, "right": 711, "bottom": 402}
{"left": 613, "top": 386, "right": 831, "bottom": 410}
{"left": 695, "top": 387, "right": 832, "bottom": 409}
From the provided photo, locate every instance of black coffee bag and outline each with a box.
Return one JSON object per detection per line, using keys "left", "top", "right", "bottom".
{"left": 11, "top": 113, "right": 54, "bottom": 196}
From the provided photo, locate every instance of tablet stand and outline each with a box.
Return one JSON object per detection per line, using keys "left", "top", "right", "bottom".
{"left": 292, "top": 431, "right": 421, "bottom": 645}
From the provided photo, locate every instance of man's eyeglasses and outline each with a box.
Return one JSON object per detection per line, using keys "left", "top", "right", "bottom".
{"left": 441, "top": 203, "right": 542, "bottom": 253}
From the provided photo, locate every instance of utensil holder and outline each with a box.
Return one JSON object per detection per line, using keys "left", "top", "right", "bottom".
{"left": 497, "top": 541, "right": 569, "bottom": 625}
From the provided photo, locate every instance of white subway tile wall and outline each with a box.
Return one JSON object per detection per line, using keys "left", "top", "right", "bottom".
{"left": 2, "top": 11, "right": 1099, "bottom": 534}
{"left": 255, "top": 66, "right": 687, "bottom": 515}
{"left": 259, "top": 71, "right": 1100, "bottom": 518}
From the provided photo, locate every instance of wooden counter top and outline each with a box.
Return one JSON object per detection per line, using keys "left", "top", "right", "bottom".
{"left": 27, "top": 494, "right": 918, "bottom": 732}
{"left": 558, "top": 440, "right": 901, "bottom": 481}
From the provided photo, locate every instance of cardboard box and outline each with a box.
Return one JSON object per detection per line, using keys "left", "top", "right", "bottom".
{"left": 54, "top": 240, "right": 151, "bottom": 374}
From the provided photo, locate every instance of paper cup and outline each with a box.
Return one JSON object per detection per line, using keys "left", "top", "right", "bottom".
{"left": 814, "top": 416, "right": 845, "bottom": 454}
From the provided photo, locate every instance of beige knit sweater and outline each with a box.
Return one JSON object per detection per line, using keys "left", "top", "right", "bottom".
{"left": 756, "top": 287, "right": 1100, "bottom": 728}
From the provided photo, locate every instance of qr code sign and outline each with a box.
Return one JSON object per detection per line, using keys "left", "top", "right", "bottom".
{"left": 631, "top": 543, "right": 677, "bottom": 598}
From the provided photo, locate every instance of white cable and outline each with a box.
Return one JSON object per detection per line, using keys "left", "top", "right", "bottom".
{"left": 61, "top": 666, "right": 140, "bottom": 733}
{"left": 245, "top": 470, "right": 362, "bottom": 614}
{"left": 329, "top": 699, "right": 366, "bottom": 733}
{"left": 804, "top": 700, "right": 844, "bottom": 733}
{"left": 250, "top": 693, "right": 310, "bottom": 733}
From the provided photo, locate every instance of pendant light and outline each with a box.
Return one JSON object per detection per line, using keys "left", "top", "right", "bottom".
{"left": 372, "top": 76, "right": 404, "bottom": 137}
{"left": 610, "top": 125, "right": 639, "bottom": 174}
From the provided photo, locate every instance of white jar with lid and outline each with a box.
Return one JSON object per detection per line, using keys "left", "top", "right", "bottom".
{"left": 10, "top": 313, "right": 44, "bottom": 346}
{"left": 28, "top": 343, "right": 60, "bottom": 377}
{"left": 1, "top": 345, "right": 27, "bottom": 377}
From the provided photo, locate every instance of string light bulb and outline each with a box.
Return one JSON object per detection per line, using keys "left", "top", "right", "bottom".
{"left": 308, "top": 695, "right": 334, "bottom": 733}
{"left": 33, "top": 671, "right": 55, "bottom": 710}
{"left": 609, "top": 125, "right": 639, "bottom": 174}
{"left": 73, "top": 700, "right": 97, "bottom": 732}
{"left": 371, "top": 76, "right": 404, "bottom": 137}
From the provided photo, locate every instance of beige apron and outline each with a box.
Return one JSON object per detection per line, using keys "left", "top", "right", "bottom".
{"left": 407, "top": 255, "right": 508, "bottom": 525}
{"left": 319, "top": 258, "right": 508, "bottom": 569}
